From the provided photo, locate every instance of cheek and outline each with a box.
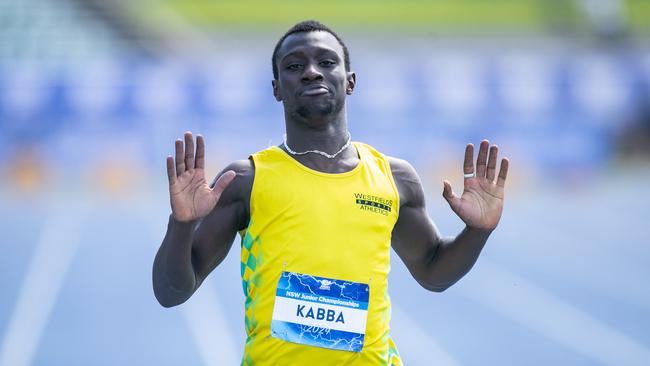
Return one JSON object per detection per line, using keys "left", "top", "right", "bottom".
{"left": 328, "top": 72, "right": 348, "bottom": 88}
{"left": 277, "top": 80, "right": 293, "bottom": 98}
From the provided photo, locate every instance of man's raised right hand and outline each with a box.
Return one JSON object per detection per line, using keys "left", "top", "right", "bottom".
{"left": 166, "top": 132, "right": 236, "bottom": 223}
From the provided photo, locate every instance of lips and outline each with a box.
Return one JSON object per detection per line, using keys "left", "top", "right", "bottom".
{"left": 300, "top": 85, "right": 329, "bottom": 96}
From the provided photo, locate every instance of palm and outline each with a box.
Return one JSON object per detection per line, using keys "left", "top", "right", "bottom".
{"left": 166, "top": 132, "right": 236, "bottom": 223}
{"left": 443, "top": 140, "right": 509, "bottom": 230}
{"left": 170, "top": 167, "right": 216, "bottom": 222}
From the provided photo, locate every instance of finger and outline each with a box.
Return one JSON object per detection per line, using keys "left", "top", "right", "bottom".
{"left": 442, "top": 180, "right": 461, "bottom": 213}
{"left": 486, "top": 145, "right": 498, "bottom": 182}
{"left": 166, "top": 155, "right": 177, "bottom": 186}
{"left": 211, "top": 170, "right": 237, "bottom": 200}
{"left": 184, "top": 131, "right": 195, "bottom": 171}
{"left": 463, "top": 143, "right": 474, "bottom": 175}
{"left": 175, "top": 139, "right": 185, "bottom": 176}
{"left": 497, "top": 157, "right": 509, "bottom": 187}
{"left": 195, "top": 135, "right": 205, "bottom": 169}
{"left": 476, "top": 140, "right": 489, "bottom": 178}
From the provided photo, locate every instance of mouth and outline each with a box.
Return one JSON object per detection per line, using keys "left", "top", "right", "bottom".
{"left": 300, "top": 86, "right": 329, "bottom": 96}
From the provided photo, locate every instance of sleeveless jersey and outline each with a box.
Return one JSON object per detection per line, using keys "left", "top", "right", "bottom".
{"left": 239, "top": 142, "right": 403, "bottom": 365}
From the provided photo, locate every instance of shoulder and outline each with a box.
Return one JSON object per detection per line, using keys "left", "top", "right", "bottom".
{"left": 387, "top": 156, "right": 425, "bottom": 209}
{"left": 211, "top": 159, "right": 255, "bottom": 203}
{"left": 387, "top": 156, "right": 418, "bottom": 183}
{"left": 223, "top": 158, "right": 255, "bottom": 176}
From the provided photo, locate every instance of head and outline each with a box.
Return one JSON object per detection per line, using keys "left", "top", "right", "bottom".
{"left": 271, "top": 20, "right": 356, "bottom": 123}
{"left": 272, "top": 20, "right": 351, "bottom": 80}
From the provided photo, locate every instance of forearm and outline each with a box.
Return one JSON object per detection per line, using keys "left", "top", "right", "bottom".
{"left": 420, "top": 226, "right": 492, "bottom": 292}
{"left": 388, "top": 148, "right": 507, "bottom": 293}
{"left": 153, "top": 215, "right": 199, "bottom": 307}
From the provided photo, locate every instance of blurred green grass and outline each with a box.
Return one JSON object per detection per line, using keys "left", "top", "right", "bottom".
{"left": 128, "top": 0, "right": 650, "bottom": 33}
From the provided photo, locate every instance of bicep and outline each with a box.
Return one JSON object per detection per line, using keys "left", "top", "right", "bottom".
{"left": 388, "top": 157, "right": 443, "bottom": 281}
{"left": 391, "top": 203, "right": 442, "bottom": 280}
{"left": 192, "top": 159, "right": 253, "bottom": 286}
{"left": 191, "top": 197, "right": 244, "bottom": 286}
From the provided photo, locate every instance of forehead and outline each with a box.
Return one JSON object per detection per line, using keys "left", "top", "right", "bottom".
{"left": 277, "top": 31, "right": 344, "bottom": 60}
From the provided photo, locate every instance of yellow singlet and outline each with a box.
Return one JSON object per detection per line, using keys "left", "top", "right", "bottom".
{"left": 240, "top": 142, "right": 403, "bottom": 365}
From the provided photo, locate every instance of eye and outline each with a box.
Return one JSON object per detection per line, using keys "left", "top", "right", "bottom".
{"left": 320, "top": 60, "right": 336, "bottom": 67}
{"left": 286, "top": 63, "right": 303, "bottom": 71}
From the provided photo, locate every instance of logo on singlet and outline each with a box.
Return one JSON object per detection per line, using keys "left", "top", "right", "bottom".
{"left": 354, "top": 193, "right": 393, "bottom": 216}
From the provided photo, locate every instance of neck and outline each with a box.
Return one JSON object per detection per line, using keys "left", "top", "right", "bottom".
{"left": 284, "top": 106, "right": 350, "bottom": 154}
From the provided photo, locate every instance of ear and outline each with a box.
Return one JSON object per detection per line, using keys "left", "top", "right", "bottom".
{"left": 272, "top": 79, "right": 282, "bottom": 102}
{"left": 346, "top": 72, "right": 356, "bottom": 95}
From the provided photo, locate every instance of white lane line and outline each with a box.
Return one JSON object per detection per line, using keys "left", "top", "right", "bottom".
{"left": 457, "top": 259, "right": 650, "bottom": 366}
{"left": 391, "top": 304, "right": 463, "bottom": 366}
{"left": 492, "top": 217, "right": 650, "bottom": 310}
{"left": 0, "top": 210, "right": 84, "bottom": 366}
{"left": 181, "top": 285, "right": 240, "bottom": 366}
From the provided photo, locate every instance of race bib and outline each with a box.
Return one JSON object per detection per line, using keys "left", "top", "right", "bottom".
{"left": 270, "top": 271, "right": 370, "bottom": 352}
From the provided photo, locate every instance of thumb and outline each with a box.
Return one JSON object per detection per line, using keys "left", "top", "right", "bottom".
{"left": 442, "top": 180, "right": 460, "bottom": 212}
{"left": 211, "top": 170, "right": 237, "bottom": 200}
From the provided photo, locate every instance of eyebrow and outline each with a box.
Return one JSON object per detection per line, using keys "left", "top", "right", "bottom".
{"left": 280, "top": 47, "right": 339, "bottom": 63}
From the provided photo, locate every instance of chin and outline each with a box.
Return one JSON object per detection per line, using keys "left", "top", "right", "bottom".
{"left": 295, "top": 99, "right": 344, "bottom": 120}
{"left": 296, "top": 103, "right": 333, "bottom": 119}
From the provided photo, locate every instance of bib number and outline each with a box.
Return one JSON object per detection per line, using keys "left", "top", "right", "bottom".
{"left": 270, "top": 271, "right": 369, "bottom": 352}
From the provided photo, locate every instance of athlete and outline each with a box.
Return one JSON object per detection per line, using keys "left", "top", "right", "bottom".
{"left": 153, "top": 20, "right": 509, "bottom": 365}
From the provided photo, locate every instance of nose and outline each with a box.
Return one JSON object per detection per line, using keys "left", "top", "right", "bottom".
{"left": 301, "top": 63, "right": 323, "bottom": 82}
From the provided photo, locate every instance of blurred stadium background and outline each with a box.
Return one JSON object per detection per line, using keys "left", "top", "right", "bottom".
{"left": 1, "top": 0, "right": 650, "bottom": 365}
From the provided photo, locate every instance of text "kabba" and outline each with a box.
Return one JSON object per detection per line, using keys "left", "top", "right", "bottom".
{"left": 296, "top": 305, "right": 345, "bottom": 323}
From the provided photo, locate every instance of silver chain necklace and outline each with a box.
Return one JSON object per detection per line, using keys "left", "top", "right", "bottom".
{"left": 283, "top": 132, "right": 352, "bottom": 159}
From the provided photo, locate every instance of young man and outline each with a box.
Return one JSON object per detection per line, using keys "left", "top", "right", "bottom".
{"left": 153, "top": 20, "right": 509, "bottom": 365}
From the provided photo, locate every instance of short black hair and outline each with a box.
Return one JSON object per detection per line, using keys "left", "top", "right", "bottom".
{"left": 272, "top": 20, "right": 350, "bottom": 80}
